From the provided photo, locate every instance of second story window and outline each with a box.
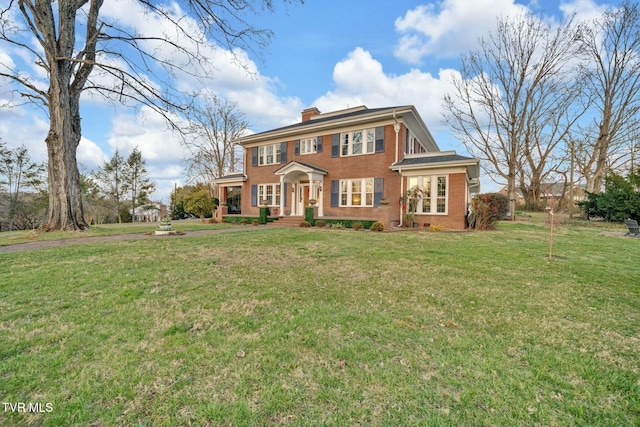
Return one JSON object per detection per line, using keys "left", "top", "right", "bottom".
{"left": 258, "top": 143, "right": 282, "bottom": 165}
{"left": 406, "top": 131, "right": 427, "bottom": 155}
{"left": 300, "top": 138, "right": 317, "bottom": 154}
{"left": 341, "top": 129, "right": 376, "bottom": 157}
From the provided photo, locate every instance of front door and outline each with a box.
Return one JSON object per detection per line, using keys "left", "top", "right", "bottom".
{"left": 298, "top": 184, "right": 310, "bottom": 215}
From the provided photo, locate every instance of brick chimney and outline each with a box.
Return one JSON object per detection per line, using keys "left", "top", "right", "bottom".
{"left": 301, "top": 107, "right": 321, "bottom": 122}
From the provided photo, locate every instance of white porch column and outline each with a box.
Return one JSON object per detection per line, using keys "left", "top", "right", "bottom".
{"left": 318, "top": 178, "right": 324, "bottom": 217}
{"left": 291, "top": 183, "right": 296, "bottom": 216}
{"left": 279, "top": 175, "right": 285, "bottom": 217}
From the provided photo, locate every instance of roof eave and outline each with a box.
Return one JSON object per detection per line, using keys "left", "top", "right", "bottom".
{"left": 391, "top": 159, "right": 478, "bottom": 171}
{"left": 235, "top": 106, "right": 416, "bottom": 146}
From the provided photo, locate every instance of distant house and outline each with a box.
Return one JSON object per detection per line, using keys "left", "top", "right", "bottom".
{"left": 131, "top": 203, "right": 162, "bottom": 222}
{"left": 214, "top": 105, "right": 480, "bottom": 229}
{"left": 499, "top": 182, "right": 586, "bottom": 206}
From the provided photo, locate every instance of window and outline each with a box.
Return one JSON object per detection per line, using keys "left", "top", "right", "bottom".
{"left": 407, "top": 175, "right": 447, "bottom": 214}
{"left": 407, "top": 131, "right": 427, "bottom": 155}
{"left": 340, "top": 129, "right": 376, "bottom": 157}
{"left": 258, "top": 183, "right": 281, "bottom": 206}
{"left": 339, "top": 178, "right": 374, "bottom": 207}
{"left": 258, "top": 143, "right": 282, "bottom": 165}
{"left": 300, "top": 138, "right": 317, "bottom": 155}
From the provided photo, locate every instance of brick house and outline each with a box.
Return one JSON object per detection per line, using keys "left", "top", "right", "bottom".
{"left": 215, "top": 105, "right": 480, "bottom": 229}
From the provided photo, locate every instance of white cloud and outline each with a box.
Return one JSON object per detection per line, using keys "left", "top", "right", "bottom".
{"left": 0, "top": 106, "right": 49, "bottom": 162}
{"left": 77, "top": 138, "right": 108, "bottom": 172}
{"left": 313, "top": 48, "right": 458, "bottom": 135}
{"left": 105, "top": 107, "right": 190, "bottom": 201}
{"left": 394, "top": 0, "right": 529, "bottom": 63}
{"left": 97, "top": 0, "right": 302, "bottom": 131}
{"left": 559, "top": 0, "right": 609, "bottom": 23}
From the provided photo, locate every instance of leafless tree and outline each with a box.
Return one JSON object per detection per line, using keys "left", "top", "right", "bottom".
{"left": 183, "top": 93, "right": 248, "bottom": 195}
{"left": 443, "top": 13, "right": 586, "bottom": 214}
{"left": 0, "top": 0, "right": 300, "bottom": 230}
{"left": 575, "top": 1, "right": 640, "bottom": 193}
{"left": 0, "top": 142, "right": 46, "bottom": 230}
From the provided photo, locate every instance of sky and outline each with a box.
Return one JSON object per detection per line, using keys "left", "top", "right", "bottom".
{"left": 0, "top": 0, "right": 614, "bottom": 202}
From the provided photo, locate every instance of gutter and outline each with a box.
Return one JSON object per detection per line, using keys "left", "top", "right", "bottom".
{"left": 235, "top": 106, "right": 415, "bottom": 146}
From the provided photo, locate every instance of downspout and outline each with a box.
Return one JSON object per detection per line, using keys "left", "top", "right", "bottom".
{"left": 242, "top": 145, "right": 246, "bottom": 176}
{"left": 394, "top": 111, "right": 402, "bottom": 226}
{"left": 393, "top": 111, "right": 400, "bottom": 164}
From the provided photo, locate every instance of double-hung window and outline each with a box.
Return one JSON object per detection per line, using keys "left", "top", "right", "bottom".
{"left": 258, "top": 183, "right": 281, "bottom": 206}
{"left": 407, "top": 175, "right": 447, "bottom": 214}
{"left": 300, "top": 138, "right": 317, "bottom": 155}
{"left": 341, "top": 129, "right": 375, "bottom": 157}
{"left": 339, "top": 178, "right": 374, "bottom": 207}
{"left": 258, "top": 143, "right": 282, "bottom": 165}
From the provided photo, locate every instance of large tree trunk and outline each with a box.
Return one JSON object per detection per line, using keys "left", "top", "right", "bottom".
{"left": 585, "top": 120, "right": 612, "bottom": 194}
{"left": 41, "top": 63, "right": 88, "bottom": 231}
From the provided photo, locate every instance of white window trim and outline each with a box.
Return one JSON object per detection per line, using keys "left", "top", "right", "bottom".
{"left": 258, "top": 183, "right": 281, "bottom": 207}
{"left": 407, "top": 131, "right": 427, "bottom": 155}
{"left": 339, "top": 178, "right": 374, "bottom": 207}
{"left": 300, "top": 138, "right": 317, "bottom": 155}
{"left": 258, "top": 143, "right": 282, "bottom": 166}
{"left": 340, "top": 129, "right": 376, "bottom": 157}
{"left": 407, "top": 175, "right": 448, "bottom": 215}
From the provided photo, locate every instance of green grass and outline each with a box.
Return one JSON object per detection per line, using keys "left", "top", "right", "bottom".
{"left": 1, "top": 222, "right": 639, "bottom": 426}
{"left": 0, "top": 219, "right": 231, "bottom": 246}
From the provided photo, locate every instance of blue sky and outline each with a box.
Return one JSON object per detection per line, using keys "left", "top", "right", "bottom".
{"left": 0, "top": 0, "right": 613, "bottom": 201}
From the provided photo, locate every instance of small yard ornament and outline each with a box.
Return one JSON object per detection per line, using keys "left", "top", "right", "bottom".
{"left": 155, "top": 215, "right": 175, "bottom": 235}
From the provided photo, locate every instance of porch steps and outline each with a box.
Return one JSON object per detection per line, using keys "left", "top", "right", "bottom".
{"left": 269, "top": 216, "right": 304, "bottom": 227}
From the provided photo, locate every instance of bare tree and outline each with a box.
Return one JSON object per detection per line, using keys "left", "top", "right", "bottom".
{"left": 575, "top": 1, "right": 640, "bottom": 193}
{"left": 0, "top": 143, "right": 46, "bottom": 230}
{"left": 0, "top": 0, "right": 300, "bottom": 231}
{"left": 443, "top": 13, "right": 585, "bottom": 214}
{"left": 183, "top": 93, "right": 248, "bottom": 195}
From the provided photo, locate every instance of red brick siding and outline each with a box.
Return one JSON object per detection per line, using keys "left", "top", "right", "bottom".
{"left": 242, "top": 124, "right": 470, "bottom": 229}
{"left": 407, "top": 173, "right": 468, "bottom": 230}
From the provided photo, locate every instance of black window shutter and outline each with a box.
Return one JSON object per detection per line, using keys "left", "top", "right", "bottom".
{"left": 280, "top": 142, "right": 287, "bottom": 163}
{"left": 330, "top": 180, "right": 339, "bottom": 207}
{"left": 294, "top": 140, "right": 300, "bottom": 156}
{"left": 316, "top": 136, "right": 323, "bottom": 153}
{"left": 282, "top": 183, "right": 287, "bottom": 208}
{"left": 374, "top": 178, "right": 384, "bottom": 206}
{"left": 251, "top": 147, "right": 258, "bottom": 167}
{"left": 405, "top": 128, "right": 410, "bottom": 154}
{"left": 251, "top": 184, "right": 257, "bottom": 207}
{"left": 375, "top": 127, "right": 385, "bottom": 153}
{"left": 331, "top": 134, "right": 340, "bottom": 157}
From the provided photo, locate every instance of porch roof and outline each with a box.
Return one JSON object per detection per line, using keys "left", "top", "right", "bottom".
{"left": 274, "top": 161, "right": 328, "bottom": 176}
{"left": 391, "top": 152, "right": 479, "bottom": 176}
{"left": 213, "top": 173, "right": 247, "bottom": 185}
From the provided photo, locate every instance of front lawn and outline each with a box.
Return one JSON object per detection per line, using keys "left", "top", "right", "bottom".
{"left": 0, "top": 219, "right": 230, "bottom": 246}
{"left": 0, "top": 223, "right": 638, "bottom": 426}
